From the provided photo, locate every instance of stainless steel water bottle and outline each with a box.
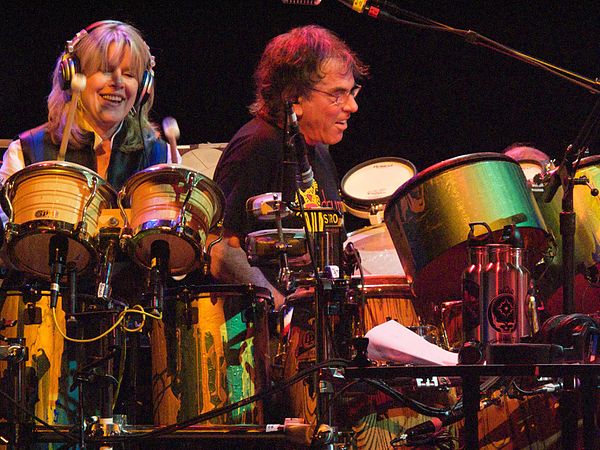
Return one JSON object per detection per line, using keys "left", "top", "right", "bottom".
{"left": 500, "top": 224, "right": 533, "bottom": 340}
{"left": 461, "top": 222, "right": 493, "bottom": 343}
{"left": 481, "top": 243, "right": 520, "bottom": 344}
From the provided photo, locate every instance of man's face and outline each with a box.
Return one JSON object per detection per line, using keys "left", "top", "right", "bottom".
{"left": 295, "top": 59, "right": 359, "bottom": 146}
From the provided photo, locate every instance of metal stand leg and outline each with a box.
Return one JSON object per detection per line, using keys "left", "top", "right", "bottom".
{"left": 462, "top": 372, "right": 479, "bottom": 450}
{"left": 582, "top": 374, "right": 597, "bottom": 450}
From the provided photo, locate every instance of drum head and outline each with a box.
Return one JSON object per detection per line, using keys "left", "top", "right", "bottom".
{"left": 517, "top": 160, "right": 544, "bottom": 183}
{"left": 341, "top": 157, "right": 416, "bottom": 219}
{"left": 344, "top": 224, "right": 404, "bottom": 276}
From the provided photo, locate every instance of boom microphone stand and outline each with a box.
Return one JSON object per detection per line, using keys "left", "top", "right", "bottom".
{"left": 333, "top": 4, "right": 600, "bottom": 449}
{"left": 339, "top": 0, "right": 600, "bottom": 318}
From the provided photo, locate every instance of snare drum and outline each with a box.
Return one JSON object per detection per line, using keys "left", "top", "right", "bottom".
{"left": 341, "top": 157, "right": 416, "bottom": 221}
{"left": 150, "top": 284, "right": 271, "bottom": 425}
{"left": 1, "top": 161, "right": 117, "bottom": 277}
{"left": 118, "top": 164, "right": 224, "bottom": 276}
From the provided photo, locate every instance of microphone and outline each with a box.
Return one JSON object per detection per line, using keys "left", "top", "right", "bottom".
{"left": 96, "top": 230, "right": 119, "bottom": 301}
{"left": 281, "top": 0, "right": 321, "bottom": 4}
{"left": 285, "top": 101, "right": 314, "bottom": 190}
{"left": 49, "top": 234, "right": 69, "bottom": 309}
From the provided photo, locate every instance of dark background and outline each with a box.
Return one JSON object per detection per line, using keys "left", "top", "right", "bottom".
{"left": 2, "top": 1, "right": 600, "bottom": 184}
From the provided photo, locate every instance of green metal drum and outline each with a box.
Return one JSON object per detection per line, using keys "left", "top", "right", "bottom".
{"left": 535, "top": 155, "right": 600, "bottom": 315}
{"left": 384, "top": 153, "right": 549, "bottom": 321}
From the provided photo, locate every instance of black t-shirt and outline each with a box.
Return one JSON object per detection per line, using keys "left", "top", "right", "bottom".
{"left": 214, "top": 117, "right": 344, "bottom": 241}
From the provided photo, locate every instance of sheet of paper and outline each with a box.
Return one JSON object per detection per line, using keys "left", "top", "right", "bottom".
{"left": 365, "top": 320, "right": 458, "bottom": 366}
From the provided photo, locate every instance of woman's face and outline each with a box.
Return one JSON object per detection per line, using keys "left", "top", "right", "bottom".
{"left": 80, "top": 43, "right": 139, "bottom": 138}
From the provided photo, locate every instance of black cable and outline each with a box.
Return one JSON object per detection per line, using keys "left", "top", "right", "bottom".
{"left": 361, "top": 378, "right": 455, "bottom": 418}
{"left": 88, "top": 358, "right": 349, "bottom": 444}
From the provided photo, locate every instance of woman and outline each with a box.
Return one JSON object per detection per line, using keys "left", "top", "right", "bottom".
{"left": 0, "top": 20, "right": 178, "bottom": 191}
{"left": 0, "top": 21, "right": 178, "bottom": 430}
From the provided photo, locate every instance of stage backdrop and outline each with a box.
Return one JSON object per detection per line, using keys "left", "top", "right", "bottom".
{"left": 2, "top": 1, "right": 600, "bottom": 212}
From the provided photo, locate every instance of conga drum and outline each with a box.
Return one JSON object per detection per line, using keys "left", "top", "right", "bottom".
{"left": 150, "top": 284, "right": 272, "bottom": 425}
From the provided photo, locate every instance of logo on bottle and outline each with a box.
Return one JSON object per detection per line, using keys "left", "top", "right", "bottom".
{"left": 487, "top": 292, "right": 516, "bottom": 333}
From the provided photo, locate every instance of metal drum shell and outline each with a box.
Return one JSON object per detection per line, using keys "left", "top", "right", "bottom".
{"left": 341, "top": 157, "right": 416, "bottom": 219}
{"left": 119, "top": 164, "right": 225, "bottom": 276}
{"left": 384, "top": 153, "right": 548, "bottom": 321}
{"left": 1, "top": 161, "right": 117, "bottom": 277}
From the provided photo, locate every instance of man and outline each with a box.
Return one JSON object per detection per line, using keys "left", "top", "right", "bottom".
{"left": 210, "top": 25, "right": 368, "bottom": 309}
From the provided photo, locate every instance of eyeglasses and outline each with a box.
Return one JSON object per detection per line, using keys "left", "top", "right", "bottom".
{"left": 309, "top": 84, "right": 362, "bottom": 106}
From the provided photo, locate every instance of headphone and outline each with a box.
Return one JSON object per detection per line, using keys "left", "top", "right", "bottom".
{"left": 59, "top": 20, "right": 155, "bottom": 111}
{"left": 536, "top": 313, "right": 600, "bottom": 363}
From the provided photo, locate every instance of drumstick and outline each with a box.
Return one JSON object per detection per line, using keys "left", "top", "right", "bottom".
{"left": 58, "top": 73, "right": 87, "bottom": 161}
{"left": 162, "top": 116, "right": 180, "bottom": 164}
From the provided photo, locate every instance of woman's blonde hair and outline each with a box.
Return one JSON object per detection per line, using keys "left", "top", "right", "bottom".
{"left": 47, "top": 20, "right": 157, "bottom": 152}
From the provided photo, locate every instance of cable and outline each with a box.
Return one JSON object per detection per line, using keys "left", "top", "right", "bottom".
{"left": 51, "top": 305, "right": 161, "bottom": 344}
{"left": 361, "top": 378, "right": 455, "bottom": 417}
{"left": 84, "top": 358, "right": 349, "bottom": 444}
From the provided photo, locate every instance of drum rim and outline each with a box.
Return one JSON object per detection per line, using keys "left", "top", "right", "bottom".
{"left": 345, "top": 223, "right": 388, "bottom": 240}
{"left": 3, "top": 160, "right": 117, "bottom": 191}
{"left": 119, "top": 163, "right": 225, "bottom": 230}
{"left": 578, "top": 155, "right": 600, "bottom": 170}
{"left": 5, "top": 222, "right": 97, "bottom": 276}
{"left": 384, "top": 153, "right": 517, "bottom": 218}
{"left": 128, "top": 221, "right": 204, "bottom": 275}
{"left": 341, "top": 156, "right": 417, "bottom": 207}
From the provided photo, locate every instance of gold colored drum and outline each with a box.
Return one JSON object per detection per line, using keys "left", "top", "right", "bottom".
{"left": 0, "top": 291, "right": 75, "bottom": 425}
{"left": 118, "top": 164, "right": 224, "bottom": 276}
{"left": 150, "top": 284, "right": 271, "bottom": 425}
{"left": 1, "top": 161, "right": 117, "bottom": 277}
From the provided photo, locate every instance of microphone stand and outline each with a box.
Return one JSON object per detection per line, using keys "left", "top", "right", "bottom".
{"left": 281, "top": 101, "right": 335, "bottom": 447}
{"left": 545, "top": 96, "right": 600, "bottom": 312}
{"left": 348, "top": 1, "right": 600, "bottom": 316}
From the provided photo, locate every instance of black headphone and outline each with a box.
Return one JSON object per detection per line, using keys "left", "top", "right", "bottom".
{"left": 59, "top": 20, "right": 155, "bottom": 111}
{"left": 536, "top": 313, "right": 600, "bottom": 363}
